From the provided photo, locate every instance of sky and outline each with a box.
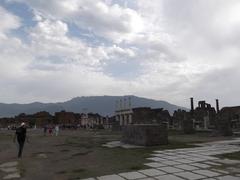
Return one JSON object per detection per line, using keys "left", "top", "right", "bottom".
{"left": 0, "top": 0, "right": 240, "bottom": 108}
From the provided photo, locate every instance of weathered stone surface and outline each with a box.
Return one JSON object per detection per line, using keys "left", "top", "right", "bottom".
{"left": 118, "top": 171, "right": 146, "bottom": 179}
{"left": 155, "top": 174, "right": 184, "bottom": 180}
{"left": 0, "top": 162, "right": 18, "bottom": 168}
{"left": 97, "top": 174, "right": 125, "bottom": 180}
{"left": 0, "top": 167, "right": 18, "bottom": 173}
{"left": 138, "top": 168, "right": 166, "bottom": 176}
{"left": 175, "top": 171, "right": 206, "bottom": 180}
{"left": 3, "top": 172, "right": 21, "bottom": 179}
{"left": 37, "top": 153, "right": 48, "bottom": 159}
{"left": 122, "top": 124, "right": 168, "bottom": 146}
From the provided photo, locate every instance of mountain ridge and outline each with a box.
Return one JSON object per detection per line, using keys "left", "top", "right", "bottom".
{"left": 0, "top": 95, "right": 188, "bottom": 118}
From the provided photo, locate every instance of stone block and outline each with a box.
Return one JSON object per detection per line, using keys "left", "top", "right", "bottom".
{"left": 122, "top": 124, "right": 168, "bottom": 146}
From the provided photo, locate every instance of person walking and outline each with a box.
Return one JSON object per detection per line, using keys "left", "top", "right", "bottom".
{"left": 54, "top": 125, "right": 59, "bottom": 136}
{"left": 43, "top": 125, "right": 47, "bottom": 136}
{"left": 49, "top": 126, "right": 53, "bottom": 136}
{"left": 13, "top": 122, "right": 28, "bottom": 158}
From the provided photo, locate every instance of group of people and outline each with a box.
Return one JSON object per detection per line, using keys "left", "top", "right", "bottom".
{"left": 43, "top": 125, "right": 60, "bottom": 136}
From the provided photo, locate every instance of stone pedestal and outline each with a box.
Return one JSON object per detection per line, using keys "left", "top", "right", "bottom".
{"left": 122, "top": 124, "right": 168, "bottom": 146}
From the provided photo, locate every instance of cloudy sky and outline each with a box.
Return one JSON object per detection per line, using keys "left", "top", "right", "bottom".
{"left": 0, "top": 0, "right": 240, "bottom": 108}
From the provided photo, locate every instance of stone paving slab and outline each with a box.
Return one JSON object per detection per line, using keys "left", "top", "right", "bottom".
{"left": 147, "top": 157, "right": 166, "bottom": 162}
{"left": 163, "top": 153, "right": 178, "bottom": 156}
{"left": 174, "top": 158, "right": 194, "bottom": 164}
{"left": 176, "top": 155, "right": 193, "bottom": 158}
{"left": 158, "top": 166, "right": 184, "bottom": 173}
{"left": 0, "top": 162, "right": 18, "bottom": 168}
{"left": 192, "top": 169, "right": 221, "bottom": 177}
{"left": 97, "top": 174, "right": 125, "bottom": 180}
{"left": 155, "top": 174, "right": 185, "bottom": 180}
{"left": 138, "top": 168, "right": 166, "bottom": 176}
{"left": 85, "top": 138, "right": 240, "bottom": 180}
{"left": 186, "top": 157, "right": 205, "bottom": 162}
{"left": 152, "top": 154, "right": 167, "bottom": 157}
{"left": 174, "top": 164, "right": 199, "bottom": 171}
{"left": 211, "top": 169, "right": 229, "bottom": 174}
{"left": 118, "top": 171, "right": 147, "bottom": 179}
{"left": 213, "top": 159, "right": 240, "bottom": 165}
{"left": 161, "top": 160, "right": 182, "bottom": 166}
{"left": 144, "top": 162, "right": 167, "bottom": 168}
{"left": 174, "top": 171, "right": 206, "bottom": 180}
{"left": 216, "top": 175, "right": 240, "bottom": 180}
{"left": 191, "top": 163, "right": 211, "bottom": 168}
{"left": 0, "top": 167, "right": 18, "bottom": 173}
{"left": 153, "top": 150, "right": 164, "bottom": 153}
{"left": 3, "top": 172, "right": 21, "bottom": 180}
{"left": 203, "top": 161, "right": 222, "bottom": 166}
{"left": 161, "top": 156, "right": 180, "bottom": 160}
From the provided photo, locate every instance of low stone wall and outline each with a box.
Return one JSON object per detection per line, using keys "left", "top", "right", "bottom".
{"left": 122, "top": 124, "right": 168, "bottom": 146}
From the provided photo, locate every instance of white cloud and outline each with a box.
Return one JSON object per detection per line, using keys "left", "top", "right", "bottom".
{"left": 0, "top": 6, "right": 21, "bottom": 35}
{"left": 1, "top": 0, "right": 240, "bottom": 108}
{"left": 9, "top": 0, "right": 143, "bottom": 42}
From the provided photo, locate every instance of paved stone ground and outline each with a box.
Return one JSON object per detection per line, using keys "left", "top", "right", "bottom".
{"left": 0, "top": 161, "right": 21, "bottom": 179}
{"left": 81, "top": 139, "right": 240, "bottom": 180}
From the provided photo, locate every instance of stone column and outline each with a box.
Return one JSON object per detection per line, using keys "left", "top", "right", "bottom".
{"left": 216, "top": 99, "right": 220, "bottom": 113}
{"left": 124, "top": 114, "right": 128, "bottom": 125}
{"left": 190, "top": 97, "right": 194, "bottom": 112}
{"left": 129, "top": 114, "right": 132, "bottom": 124}
{"left": 120, "top": 115, "right": 123, "bottom": 126}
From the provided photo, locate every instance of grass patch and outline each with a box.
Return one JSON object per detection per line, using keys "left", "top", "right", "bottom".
{"left": 56, "top": 170, "right": 67, "bottom": 174}
{"left": 216, "top": 151, "right": 240, "bottom": 160}
{"left": 18, "top": 161, "right": 26, "bottom": 177}
{"left": 129, "top": 165, "right": 145, "bottom": 171}
{"left": 72, "top": 168, "right": 86, "bottom": 173}
{"left": 71, "top": 150, "right": 92, "bottom": 156}
{"left": 60, "top": 149, "right": 70, "bottom": 152}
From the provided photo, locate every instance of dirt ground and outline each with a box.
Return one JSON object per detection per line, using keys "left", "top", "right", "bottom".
{"left": 0, "top": 129, "right": 235, "bottom": 180}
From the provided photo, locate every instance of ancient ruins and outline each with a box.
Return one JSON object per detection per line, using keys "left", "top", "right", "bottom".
{"left": 1, "top": 97, "right": 240, "bottom": 138}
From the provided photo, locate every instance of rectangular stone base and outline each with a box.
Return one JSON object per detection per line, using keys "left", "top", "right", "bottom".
{"left": 122, "top": 124, "right": 168, "bottom": 146}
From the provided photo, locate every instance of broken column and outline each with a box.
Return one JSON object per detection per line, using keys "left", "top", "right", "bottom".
{"left": 216, "top": 99, "right": 220, "bottom": 113}
{"left": 190, "top": 97, "right": 194, "bottom": 113}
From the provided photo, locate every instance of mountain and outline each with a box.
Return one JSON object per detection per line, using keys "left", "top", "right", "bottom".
{"left": 0, "top": 95, "right": 188, "bottom": 118}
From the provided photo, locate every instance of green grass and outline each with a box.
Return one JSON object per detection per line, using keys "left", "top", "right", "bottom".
{"left": 216, "top": 151, "right": 240, "bottom": 160}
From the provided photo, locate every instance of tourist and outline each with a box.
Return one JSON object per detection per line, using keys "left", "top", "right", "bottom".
{"left": 43, "top": 125, "right": 47, "bottom": 136}
{"left": 54, "top": 125, "right": 59, "bottom": 136}
{"left": 49, "top": 126, "right": 53, "bottom": 135}
{"left": 13, "top": 122, "right": 28, "bottom": 158}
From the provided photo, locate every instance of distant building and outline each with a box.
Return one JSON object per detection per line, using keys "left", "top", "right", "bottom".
{"left": 115, "top": 107, "right": 171, "bottom": 126}
{"left": 55, "top": 111, "right": 78, "bottom": 125}
{"left": 33, "top": 111, "right": 53, "bottom": 127}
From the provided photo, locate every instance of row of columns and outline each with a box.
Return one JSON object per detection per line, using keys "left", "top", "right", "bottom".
{"left": 116, "top": 113, "right": 132, "bottom": 126}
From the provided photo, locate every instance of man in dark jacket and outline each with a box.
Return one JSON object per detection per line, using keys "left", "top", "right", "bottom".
{"left": 13, "top": 122, "right": 28, "bottom": 158}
